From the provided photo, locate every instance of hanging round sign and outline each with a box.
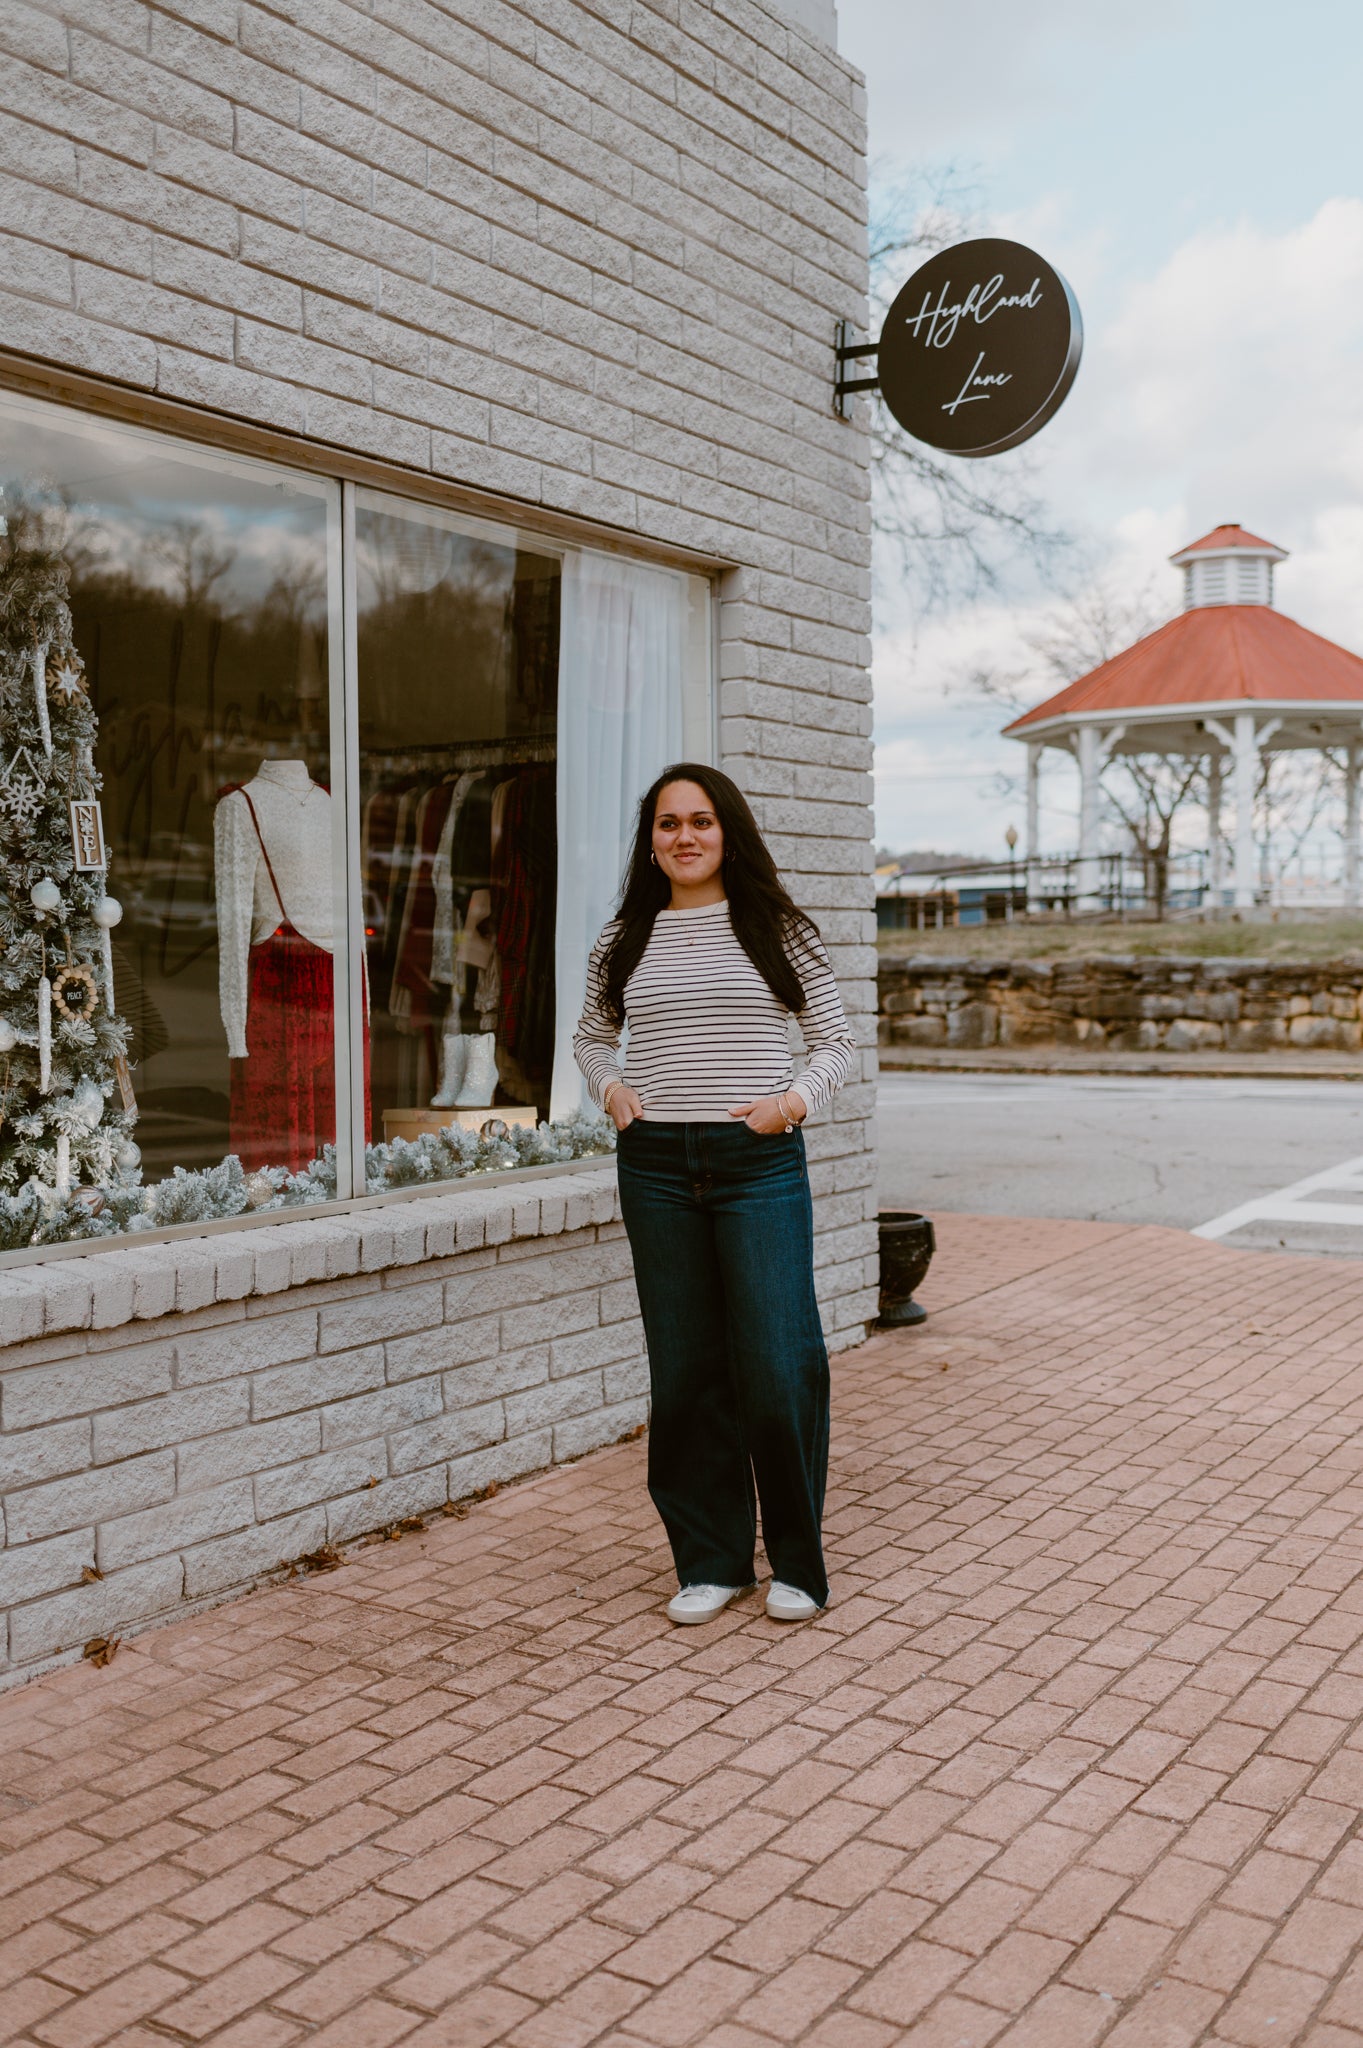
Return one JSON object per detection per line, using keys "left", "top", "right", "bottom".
{"left": 876, "top": 237, "right": 1082, "bottom": 458}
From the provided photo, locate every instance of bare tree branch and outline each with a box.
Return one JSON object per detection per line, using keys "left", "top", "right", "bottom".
{"left": 1259, "top": 751, "right": 1339, "bottom": 871}
{"left": 1102, "top": 753, "right": 1205, "bottom": 914}
{"left": 1024, "top": 575, "right": 1169, "bottom": 684}
{"left": 965, "top": 572, "right": 1170, "bottom": 715}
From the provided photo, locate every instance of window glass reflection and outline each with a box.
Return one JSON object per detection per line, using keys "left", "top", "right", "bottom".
{"left": 355, "top": 495, "right": 560, "bottom": 1143}
{"left": 0, "top": 392, "right": 341, "bottom": 1242}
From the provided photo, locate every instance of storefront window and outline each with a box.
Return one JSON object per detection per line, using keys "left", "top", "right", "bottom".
{"left": 355, "top": 492, "right": 560, "bottom": 1151}
{"left": 0, "top": 392, "right": 345, "bottom": 1248}
{"left": 0, "top": 391, "right": 710, "bottom": 1255}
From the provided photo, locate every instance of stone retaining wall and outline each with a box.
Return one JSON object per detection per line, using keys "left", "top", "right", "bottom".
{"left": 880, "top": 954, "right": 1363, "bottom": 1053}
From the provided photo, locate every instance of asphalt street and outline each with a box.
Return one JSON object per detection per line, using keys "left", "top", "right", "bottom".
{"left": 876, "top": 1070, "right": 1363, "bottom": 1257}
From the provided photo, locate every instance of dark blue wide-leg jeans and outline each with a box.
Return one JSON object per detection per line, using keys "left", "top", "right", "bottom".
{"left": 615, "top": 1120, "right": 831, "bottom": 1607}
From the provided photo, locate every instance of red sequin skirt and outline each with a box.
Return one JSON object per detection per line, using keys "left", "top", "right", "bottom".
{"left": 229, "top": 924, "right": 359, "bottom": 1175}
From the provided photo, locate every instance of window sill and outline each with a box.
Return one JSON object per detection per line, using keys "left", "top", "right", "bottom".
{"left": 0, "top": 1158, "right": 621, "bottom": 1341}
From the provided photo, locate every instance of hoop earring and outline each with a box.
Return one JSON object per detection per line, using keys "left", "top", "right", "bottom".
{"left": 650, "top": 851, "right": 658, "bottom": 865}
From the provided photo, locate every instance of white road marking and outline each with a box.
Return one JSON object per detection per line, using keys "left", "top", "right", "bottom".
{"left": 1193, "top": 1154, "right": 1363, "bottom": 1239}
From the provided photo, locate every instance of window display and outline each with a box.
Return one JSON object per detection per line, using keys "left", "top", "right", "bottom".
{"left": 355, "top": 492, "right": 561, "bottom": 1137}
{"left": 0, "top": 388, "right": 710, "bottom": 1256}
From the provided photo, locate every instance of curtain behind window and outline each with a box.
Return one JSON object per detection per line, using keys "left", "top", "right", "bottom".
{"left": 550, "top": 551, "right": 686, "bottom": 1118}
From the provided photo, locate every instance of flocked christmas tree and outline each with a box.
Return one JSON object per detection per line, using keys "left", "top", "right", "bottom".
{"left": 0, "top": 498, "right": 141, "bottom": 1246}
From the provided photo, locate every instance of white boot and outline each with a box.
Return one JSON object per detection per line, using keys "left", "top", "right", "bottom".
{"left": 456, "top": 1031, "right": 498, "bottom": 1107}
{"left": 431, "top": 1033, "right": 468, "bottom": 1108}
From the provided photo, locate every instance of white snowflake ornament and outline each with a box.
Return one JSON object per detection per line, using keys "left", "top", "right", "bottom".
{"left": 0, "top": 774, "right": 41, "bottom": 828}
{"left": 0, "top": 744, "right": 43, "bottom": 828}
{"left": 49, "top": 660, "right": 85, "bottom": 702}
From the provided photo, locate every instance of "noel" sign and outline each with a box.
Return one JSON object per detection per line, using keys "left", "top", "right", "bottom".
{"left": 69, "top": 798, "right": 106, "bottom": 872}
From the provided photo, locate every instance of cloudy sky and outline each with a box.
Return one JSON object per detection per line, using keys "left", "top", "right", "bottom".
{"left": 838, "top": 0, "right": 1363, "bottom": 857}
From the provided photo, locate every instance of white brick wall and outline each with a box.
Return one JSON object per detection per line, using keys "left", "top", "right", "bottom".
{"left": 0, "top": 0, "right": 876, "bottom": 1673}
{"left": 0, "top": 0, "right": 875, "bottom": 1328}
{"left": 0, "top": 1172, "right": 649, "bottom": 1683}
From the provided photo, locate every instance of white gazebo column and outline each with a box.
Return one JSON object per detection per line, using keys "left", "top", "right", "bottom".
{"left": 1206, "top": 713, "right": 1278, "bottom": 912}
{"left": 1025, "top": 742, "right": 1041, "bottom": 910}
{"left": 1075, "top": 724, "right": 1124, "bottom": 910}
{"left": 1346, "top": 742, "right": 1361, "bottom": 910}
{"left": 1207, "top": 750, "right": 1224, "bottom": 909}
{"left": 1231, "top": 713, "right": 1260, "bottom": 909}
{"left": 1076, "top": 725, "right": 1101, "bottom": 907}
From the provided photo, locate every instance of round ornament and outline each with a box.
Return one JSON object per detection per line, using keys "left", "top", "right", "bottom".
{"left": 72, "top": 1186, "right": 106, "bottom": 1216}
{"left": 93, "top": 896, "right": 123, "bottom": 930}
{"left": 0, "top": 1020, "right": 16, "bottom": 1053}
{"left": 29, "top": 877, "right": 61, "bottom": 914}
{"left": 50, "top": 962, "right": 99, "bottom": 1021}
{"left": 114, "top": 1138, "right": 141, "bottom": 1173}
{"left": 71, "top": 1077, "right": 104, "bottom": 1127}
{"left": 479, "top": 1117, "right": 510, "bottom": 1143}
{"left": 244, "top": 1171, "right": 275, "bottom": 1210}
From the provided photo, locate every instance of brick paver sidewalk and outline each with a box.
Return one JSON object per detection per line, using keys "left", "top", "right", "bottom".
{"left": 9, "top": 1216, "right": 1363, "bottom": 2046}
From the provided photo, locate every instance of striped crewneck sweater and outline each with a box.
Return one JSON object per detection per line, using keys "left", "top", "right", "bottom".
{"left": 573, "top": 899, "right": 855, "bottom": 1121}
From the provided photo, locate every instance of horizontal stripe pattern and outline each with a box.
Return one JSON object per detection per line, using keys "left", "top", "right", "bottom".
{"left": 573, "top": 899, "right": 855, "bottom": 1122}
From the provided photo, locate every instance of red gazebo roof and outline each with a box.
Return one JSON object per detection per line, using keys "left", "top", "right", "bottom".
{"left": 1170, "top": 523, "right": 1285, "bottom": 560}
{"left": 1005, "top": 604, "right": 1363, "bottom": 735}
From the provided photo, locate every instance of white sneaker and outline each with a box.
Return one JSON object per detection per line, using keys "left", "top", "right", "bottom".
{"left": 766, "top": 1581, "right": 821, "bottom": 1622}
{"left": 666, "top": 1583, "right": 752, "bottom": 1625}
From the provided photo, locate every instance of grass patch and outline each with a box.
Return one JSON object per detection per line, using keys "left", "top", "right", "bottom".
{"left": 879, "top": 916, "right": 1363, "bottom": 964}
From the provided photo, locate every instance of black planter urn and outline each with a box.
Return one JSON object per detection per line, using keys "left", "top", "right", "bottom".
{"left": 877, "top": 1210, "right": 936, "bottom": 1328}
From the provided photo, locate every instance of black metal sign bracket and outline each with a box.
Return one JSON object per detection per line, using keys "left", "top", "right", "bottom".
{"left": 834, "top": 319, "right": 879, "bottom": 419}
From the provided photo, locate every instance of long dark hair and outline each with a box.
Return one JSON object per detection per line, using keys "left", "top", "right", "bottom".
{"left": 596, "top": 763, "right": 822, "bottom": 1028}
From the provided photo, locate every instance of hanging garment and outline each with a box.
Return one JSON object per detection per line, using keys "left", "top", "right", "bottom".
{"left": 393, "top": 779, "right": 458, "bottom": 1030}
{"left": 447, "top": 770, "right": 497, "bottom": 1037}
{"left": 493, "top": 766, "right": 557, "bottom": 1087}
{"left": 431, "top": 772, "right": 479, "bottom": 989}
{"left": 384, "top": 785, "right": 423, "bottom": 1022}
{"left": 457, "top": 887, "right": 495, "bottom": 973}
{"left": 218, "top": 778, "right": 368, "bottom": 1173}
{"left": 361, "top": 778, "right": 417, "bottom": 1010}
{"left": 229, "top": 922, "right": 336, "bottom": 1174}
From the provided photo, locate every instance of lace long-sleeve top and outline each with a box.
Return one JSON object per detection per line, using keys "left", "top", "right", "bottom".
{"left": 573, "top": 898, "right": 855, "bottom": 1122}
{"left": 214, "top": 762, "right": 333, "bottom": 1059}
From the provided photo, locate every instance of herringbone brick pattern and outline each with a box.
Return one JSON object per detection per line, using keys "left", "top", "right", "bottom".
{"left": 8, "top": 1215, "right": 1363, "bottom": 2044}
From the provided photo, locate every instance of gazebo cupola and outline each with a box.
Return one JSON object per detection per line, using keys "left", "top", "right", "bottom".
{"left": 1170, "top": 523, "right": 1289, "bottom": 611}
{"left": 1003, "top": 524, "right": 1363, "bottom": 912}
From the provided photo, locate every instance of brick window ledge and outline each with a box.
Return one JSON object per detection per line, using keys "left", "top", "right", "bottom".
{"left": 0, "top": 1164, "right": 622, "bottom": 1347}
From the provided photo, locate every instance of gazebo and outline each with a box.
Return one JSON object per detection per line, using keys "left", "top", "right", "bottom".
{"left": 1003, "top": 526, "right": 1363, "bottom": 909}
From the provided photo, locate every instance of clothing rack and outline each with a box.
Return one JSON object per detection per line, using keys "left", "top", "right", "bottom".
{"left": 365, "top": 737, "right": 556, "bottom": 777}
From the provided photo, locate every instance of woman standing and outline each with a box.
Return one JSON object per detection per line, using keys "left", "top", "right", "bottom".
{"left": 574, "top": 765, "right": 855, "bottom": 1625}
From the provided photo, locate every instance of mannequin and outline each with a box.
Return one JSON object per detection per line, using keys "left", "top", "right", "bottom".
{"left": 214, "top": 760, "right": 336, "bottom": 1173}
